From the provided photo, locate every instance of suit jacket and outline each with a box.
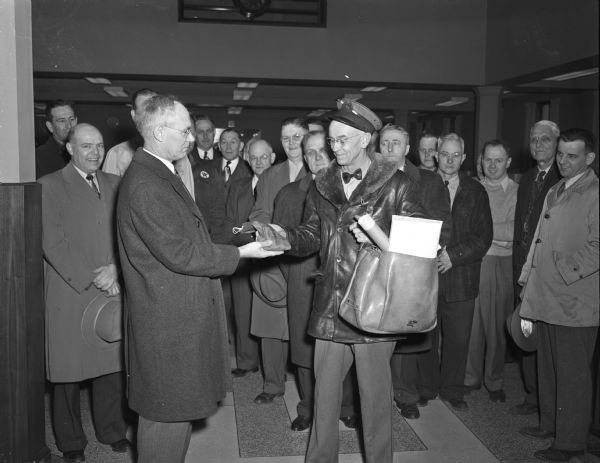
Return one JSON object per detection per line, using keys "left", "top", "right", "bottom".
{"left": 273, "top": 175, "right": 317, "bottom": 367}
{"left": 117, "top": 148, "right": 240, "bottom": 422}
{"left": 440, "top": 172, "right": 493, "bottom": 302}
{"left": 192, "top": 144, "right": 222, "bottom": 171}
{"left": 225, "top": 176, "right": 255, "bottom": 247}
{"left": 220, "top": 157, "right": 252, "bottom": 197}
{"left": 36, "top": 136, "right": 69, "bottom": 179}
{"left": 187, "top": 148, "right": 228, "bottom": 243}
{"left": 39, "top": 163, "right": 122, "bottom": 382}
{"left": 520, "top": 168, "right": 599, "bottom": 327}
{"left": 249, "top": 160, "right": 306, "bottom": 223}
{"left": 404, "top": 160, "right": 452, "bottom": 247}
{"left": 512, "top": 163, "right": 560, "bottom": 283}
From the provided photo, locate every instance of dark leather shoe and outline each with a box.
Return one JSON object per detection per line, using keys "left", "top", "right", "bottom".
{"left": 398, "top": 402, "right": 420, "bottom": 419}
{"left": 447, "top": 398, "right": 468, "bottom": 410}
{"left": 488, "top": 389, "right": 506, "bottom": 403}
{"left": 62, "top": 451, "right": 85, "bottom": 462}
{"left": 253, "top": 392, "right": 283, "bottom": 404}
{"left": 533, "top": 446, "right": 583, "bottom": 461}
{"left": 339, "top": 415, "right": 358, "bottom": 429}
{"left": 109, "top": 438, "right": 131, "bottom": 453}
{"left": 520, "top": 426, "right": 555, "bottom": 440}
{"left": 291, "top": 415, "right": 311, "bottom": 431}
{"left": 232, "top": 367, "right": 259, "bottom": 378}
{"left": 512, "top": 401, "right": 538, "bottom": 415}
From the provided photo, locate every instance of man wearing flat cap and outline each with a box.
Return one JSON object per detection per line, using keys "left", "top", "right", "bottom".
{"left": 269, "top": 99, "right": 425, "bottom": 462}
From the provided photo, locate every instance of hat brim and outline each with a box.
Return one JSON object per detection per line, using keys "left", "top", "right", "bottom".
{"left": 250, "top": 265, "right": 287, "bottom": 308}
{"left": 81, "top": 293, "right": 123, "bottom": 350}
{"left": 506, "top": 305, "right": 537, "bottom": 352}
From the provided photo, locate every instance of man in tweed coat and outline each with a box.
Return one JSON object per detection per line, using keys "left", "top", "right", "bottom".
{"left": 116, "top": 95, "right": 280, "bottom": 463}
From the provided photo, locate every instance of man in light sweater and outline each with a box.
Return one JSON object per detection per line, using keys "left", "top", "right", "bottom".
{"left": 464, "top": 140, "right": 518, "bottom": 402}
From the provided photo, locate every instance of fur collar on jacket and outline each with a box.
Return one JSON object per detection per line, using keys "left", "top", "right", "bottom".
{"left": 314, "top": 151, "right": 402, "bottom": 209}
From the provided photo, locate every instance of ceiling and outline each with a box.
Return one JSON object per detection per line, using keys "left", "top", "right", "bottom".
{"left": 32, "top": 64, "right": 598, "bottom": 120}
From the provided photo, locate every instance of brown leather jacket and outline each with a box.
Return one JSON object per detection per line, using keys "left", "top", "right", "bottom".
{"left": 285, "top": 152, "right": 425, "bottom": 343}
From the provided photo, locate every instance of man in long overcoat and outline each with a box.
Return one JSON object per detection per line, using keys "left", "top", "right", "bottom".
{"left": 116, "top": 94, "right": 280, "bottom": 463}
{"left": 40, "top": 123, "right": 128, "bottom": 462}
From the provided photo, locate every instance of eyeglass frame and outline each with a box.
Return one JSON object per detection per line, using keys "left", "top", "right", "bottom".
{"left": 280, "top": 133, "right": 304, "bottom": 144}
{"left": 326, "top": 133, "right": 363, "bottom": 148}
{"left": 438, "top": 151, "right": 463, "bottom": 161}
{"left": 163, "top": 125, "right": 193, "bottom": 137}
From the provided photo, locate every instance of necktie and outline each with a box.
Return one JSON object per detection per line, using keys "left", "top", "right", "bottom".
{"left": 224, "top": 161, "right": 231, "bottom": 182}
{"left": 341, "top": 168, "right": 362, "bottom": 184}
{"left": 203, "top": 151, "right": 209, "bottom": 160}
{"left": 535, "top": 170, "right": 546, "bottom": 192}
{"left": 86, "top": 174, "right": 100, "bottom": 199}
{"left": 444, "top": 180, "right": 451, "bottom": 205}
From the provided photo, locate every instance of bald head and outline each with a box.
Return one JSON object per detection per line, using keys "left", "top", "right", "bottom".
{"left": 248, "top": 139, "right": 275, "bottom": 176}
{"left": 66, "top": 124, "right": 105, "bottom": 174}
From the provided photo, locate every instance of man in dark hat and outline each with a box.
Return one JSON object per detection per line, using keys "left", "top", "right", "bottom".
{"left": 269, "top": 99, "right": 425, "bottom": 463}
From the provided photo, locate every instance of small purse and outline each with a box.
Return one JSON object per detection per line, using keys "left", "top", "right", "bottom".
{"left": 339, "top": 244, "right": 438, "bottom": 334}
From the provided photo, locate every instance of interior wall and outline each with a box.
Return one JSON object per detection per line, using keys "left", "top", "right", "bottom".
{"left": 31, "top": 0, "right": 487, "bottom": 86}
{"left": 501, "top": 90, "right": 598, "bottom": 174}
{"left": 485, "top": 0, "right": 599, "bottom": 83}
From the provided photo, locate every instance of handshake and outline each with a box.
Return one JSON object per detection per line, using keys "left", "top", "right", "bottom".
{"left": 236, "top": 221, "right": 291, "bottom": 258}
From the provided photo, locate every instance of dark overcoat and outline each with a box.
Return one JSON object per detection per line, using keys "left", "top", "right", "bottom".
{"left": 273, "top": 175, "right": 317, "bottom": 367}
{"left": 512, "top": 163, "right": 560, "bottom": 284}
{"left": 117, "top": 149, "right": 239, "bottom": 422}
{"left": 285, "top": 153, "right": 426, "bottom": 343}
{"left": 39, "top": 163, "right": 122, "bottom": 382}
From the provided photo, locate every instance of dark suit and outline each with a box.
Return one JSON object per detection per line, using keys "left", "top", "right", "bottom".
{"left": 35, "top": 136, "right": 69, "bottom": 179}
{"left": 421, "top": 172, "right": 493, "bottom": 401}
{"left": 512, "top": 162, "right": 560, "bottom": 407}
{"left": 225, "top": 176, "right": 260, "bottom": 370}
{"left": 392, "top": 160, "right": 452, "bottom": 405}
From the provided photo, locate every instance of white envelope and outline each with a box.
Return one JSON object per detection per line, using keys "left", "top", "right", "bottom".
{"left": 389, "top": 215, "right": 442, "bottom": 258}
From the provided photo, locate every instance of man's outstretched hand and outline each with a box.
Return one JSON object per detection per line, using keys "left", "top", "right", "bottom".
{"left": 239, "top": 240, "right": 284, "bottom": 259}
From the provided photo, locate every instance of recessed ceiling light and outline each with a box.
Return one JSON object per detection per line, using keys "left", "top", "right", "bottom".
{"left": 103, "top": 86, "right": 128, "bottom": 98}
{"left": 544, "top": 67, "right": 598, "bottom": 81}
{"left": 361, "top": 86, "right": 387, "bottom": 92}
{"left": 85, "top": 77, "right": 112, "bottom": 85}
{"left": 233, "top": 89, "right": 252, "bottom": 101}
{"left": 435, "top": 96, "right": 469, "bottom": 107}
{"left": 237, "top": 82, "right": 259, "bottom": 88}
{"left": 228, "top": 106, "right": 243, "bottom": 115}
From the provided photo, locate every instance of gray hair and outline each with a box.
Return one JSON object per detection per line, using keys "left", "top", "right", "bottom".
{"left": 380, "top": 124, "right": 410, "bottom": 145}
{"left": 531, "top": 120, "right": 560, "bottom": 138}
{"left": 136, "top": 94, "right": 179, "bottom": 140}
{"left": 438, "top": 132, "right": 465, "bottom": 153}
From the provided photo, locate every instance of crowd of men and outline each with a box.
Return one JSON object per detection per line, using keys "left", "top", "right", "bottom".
{"left": 36, "top": 94, "right": 598, "bottom": 463}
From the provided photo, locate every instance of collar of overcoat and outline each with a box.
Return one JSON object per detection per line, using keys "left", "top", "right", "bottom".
{"left": 133, "top": 148, "right": 203, "bottom": 221}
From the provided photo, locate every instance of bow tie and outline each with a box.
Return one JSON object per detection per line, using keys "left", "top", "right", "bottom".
{"left": 342, "top": 169, "right": 362, "bottom": 184}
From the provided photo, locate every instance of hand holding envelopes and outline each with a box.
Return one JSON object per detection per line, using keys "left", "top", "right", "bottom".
{"left": 339, "top": 215, "right": 441, "bottom": 334}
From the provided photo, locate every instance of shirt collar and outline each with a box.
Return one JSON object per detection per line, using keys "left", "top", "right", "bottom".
{"left": 144, "top": 148, "right": 175, "bottom": 174}
{"left": 222, "top": 157, "right": 239, "bottom": 171}
{"left": 72, "top": 163, "right": 94, "bottom": 180}
{"left": 565, "top": 170, "right": 587, "bottom": 189}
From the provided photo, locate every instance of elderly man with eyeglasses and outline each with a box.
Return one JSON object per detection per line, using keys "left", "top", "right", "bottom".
{"left": 267, "top": 100, "right": 426, "bottom": 463}
{"left": 418, "top": 132, "right": 493, "bottom": 411}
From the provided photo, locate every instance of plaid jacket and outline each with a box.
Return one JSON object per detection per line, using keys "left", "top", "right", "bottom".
{"left": 440, "top": 172, "right": 493, "bottom": 302}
